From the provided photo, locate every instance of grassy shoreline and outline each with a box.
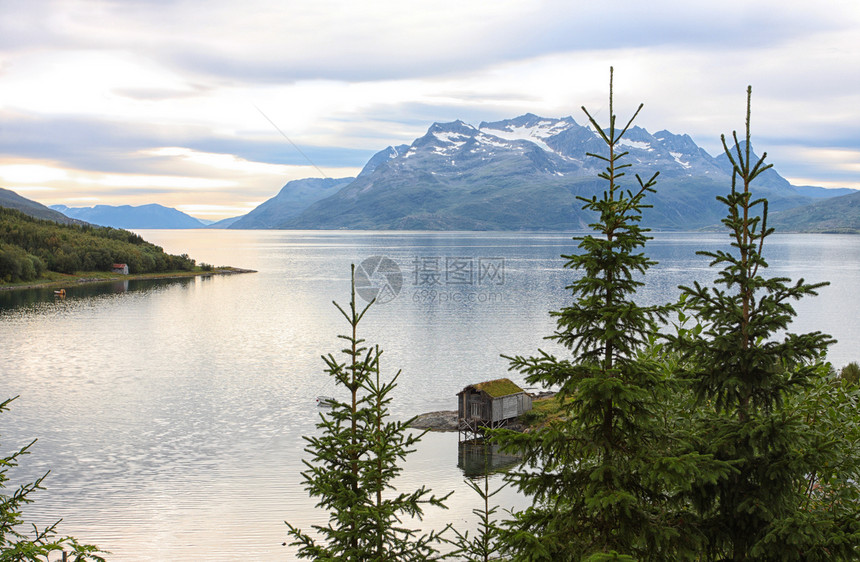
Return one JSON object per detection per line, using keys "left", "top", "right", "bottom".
{"left": 0, "top": 266, "right": 256, "bottom": 292}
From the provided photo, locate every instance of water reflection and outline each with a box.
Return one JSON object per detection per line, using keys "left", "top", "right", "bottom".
{"left": 458, "top": 440, "right": 521, "bottom": 478}
{"left": 0, "top": 277, "right": 195, "bottom": 312}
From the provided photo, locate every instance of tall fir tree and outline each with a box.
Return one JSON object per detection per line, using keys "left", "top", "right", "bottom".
{"left": 285, "top": 265, "right": 450, "bottom": 561}
{"left": 495, "top": 69, "right": 722, "bottom": 561}
{"left": 671, "top": 87, "right": 860, "bottom": 560}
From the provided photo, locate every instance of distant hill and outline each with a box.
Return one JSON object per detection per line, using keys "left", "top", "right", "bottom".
{"left": 0, "top": 187, "right": 83, "bottom": 225}
{"left": 789, "top": 185, "right": 856, "bottom": 199}
{"left": 51, "top": 203, "right": 206, "bottom": 229}
{"left": 277, "top": 114, "right": 842, "bottom": 231}
{"left": 228, "top": 177, "right": 353, "bottom": 229}
{"left": 769, "top": 190, "right": 860, "bottom": 233}
{"left": 206, "top": 216, "right": 244, "bottom": 229}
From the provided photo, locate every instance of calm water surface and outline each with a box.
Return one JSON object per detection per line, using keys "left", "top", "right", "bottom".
{"left": 1, "top": 230, "right": 858, "bottom": 560}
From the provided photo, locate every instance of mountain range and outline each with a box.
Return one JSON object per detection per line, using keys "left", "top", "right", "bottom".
{"left": 274, "top": 114, "right": 852, "bottom": 230}
{"left": 50, "top": 203, "right": 208, "bottom": 229}
{"left": 5, "top": 113, "right": 858, "bottom": 232}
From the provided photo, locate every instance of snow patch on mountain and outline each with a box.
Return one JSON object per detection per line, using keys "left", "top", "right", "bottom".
{"left": 475, "top": 132, "right": 522, "bottom": 150}
{"left": 619, "top": 139, "right": 653, "bottom": 151}
{"left": 670, "top": 151, "right": 692, "bottom": 169}
{"left": 433, "top": 131, "right": 470, "bottom": 146}
{"left": 486, "top": 128, "right": 553, "bottom": 152}
{"left": 479, "top": 115, "right": 576, "bottom": 155}
{"left": 480, "top": 123, "right": 568, "bottom": 153}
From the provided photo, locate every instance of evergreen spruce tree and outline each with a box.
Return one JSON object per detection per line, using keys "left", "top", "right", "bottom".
{"left": 495, "top": 69, "right": 721, "bottom": 561}
{"left": 671, "top": 87, "right": 860, "bottom": 560}
{"left": 285, "top": 265, "right": 450, "bottom": 561}
{"left": 1, "top": 397, "right": 105, "bottom": 561}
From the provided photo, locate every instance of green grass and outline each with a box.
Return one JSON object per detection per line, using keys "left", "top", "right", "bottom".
{"left": 472, "top": 378, "right": 526, "bottom": 397}
{"left": 519, "top": 394, "right": 571, "bottom": 427}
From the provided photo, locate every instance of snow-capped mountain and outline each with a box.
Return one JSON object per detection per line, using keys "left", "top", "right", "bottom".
{"left": 259, "top": 114, "right": 846, "bottom": 231}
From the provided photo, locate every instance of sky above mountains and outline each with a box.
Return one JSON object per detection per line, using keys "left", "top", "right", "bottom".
{"left": 1, "top": 0, "right": 859, "bottom": 220}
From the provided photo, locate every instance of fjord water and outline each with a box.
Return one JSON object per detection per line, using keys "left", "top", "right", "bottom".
{"left": 1, "top": 230, "right": 859, "bottom": 560}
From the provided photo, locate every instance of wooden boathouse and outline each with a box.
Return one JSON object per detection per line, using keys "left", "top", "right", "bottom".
{"left": 457, "top": 378, "right": 532, "bottom": 441}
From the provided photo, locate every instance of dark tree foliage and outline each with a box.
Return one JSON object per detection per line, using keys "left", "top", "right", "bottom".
{"left": 0, "top": 243, "right": 45, "bottom": 283}
{"left": 494, "top": 69, "right": 725, "bottom": 561}
{"left": 839, "top": 362, "right": 860, "bottom": 387}
{"left": 0, "top": 206, "right": 195, "bottom": 281}
{"left": 670, "top": 87, "right": 860, "bottom": 561}
{"left": 1, "top": 397, "right": 105, "bottom": 561}
{"left": 285, "top": 265, "right": 450, "bottom": 561}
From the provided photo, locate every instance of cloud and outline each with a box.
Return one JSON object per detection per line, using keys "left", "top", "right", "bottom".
{"left": 0, "top": 148, "right": 361, "bottom": 219}
{"left": 769, "top": 146, "right": 860, "bottom": 189}
{"left": 0, "top": 110, "right": 375, "bottom": 171}
{"left": 112, "top": 85, "right": 214, "bottom": 102}
{"left": 1, "top": 0, "right": 859, "bottom": 217}
{"left": 3, "top": 0, "right": 850, "bottom": 83}
{"left": 0, "top": 111, "right": 204, "bottom": 173}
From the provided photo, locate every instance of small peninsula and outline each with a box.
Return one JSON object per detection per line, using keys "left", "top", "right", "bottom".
{"left": 0, "top": 206, "right": 253, "bottom": 290}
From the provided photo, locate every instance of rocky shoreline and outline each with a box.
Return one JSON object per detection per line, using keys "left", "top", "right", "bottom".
{"left": 407, "top": 410, "right": 532, "bottom": 433}
{"left": 407, "top": 410, "right": 460, "bottom": 431}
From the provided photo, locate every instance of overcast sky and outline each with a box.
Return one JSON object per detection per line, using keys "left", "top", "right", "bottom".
{"left": 1, "top": 0, "right": 859, "bottom": 220}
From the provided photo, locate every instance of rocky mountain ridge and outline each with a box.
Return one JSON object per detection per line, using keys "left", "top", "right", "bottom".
{"left": 282, "top": 114, "right": 835, "bottom": 230}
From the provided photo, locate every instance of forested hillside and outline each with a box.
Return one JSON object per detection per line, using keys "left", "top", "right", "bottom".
{"left": 0, "top": 206, "right": 195, "bottom": 283}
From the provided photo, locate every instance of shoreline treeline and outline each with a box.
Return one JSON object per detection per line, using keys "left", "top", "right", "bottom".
{"left": 0, "top": 206, "right": 196, "bottom": 283}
